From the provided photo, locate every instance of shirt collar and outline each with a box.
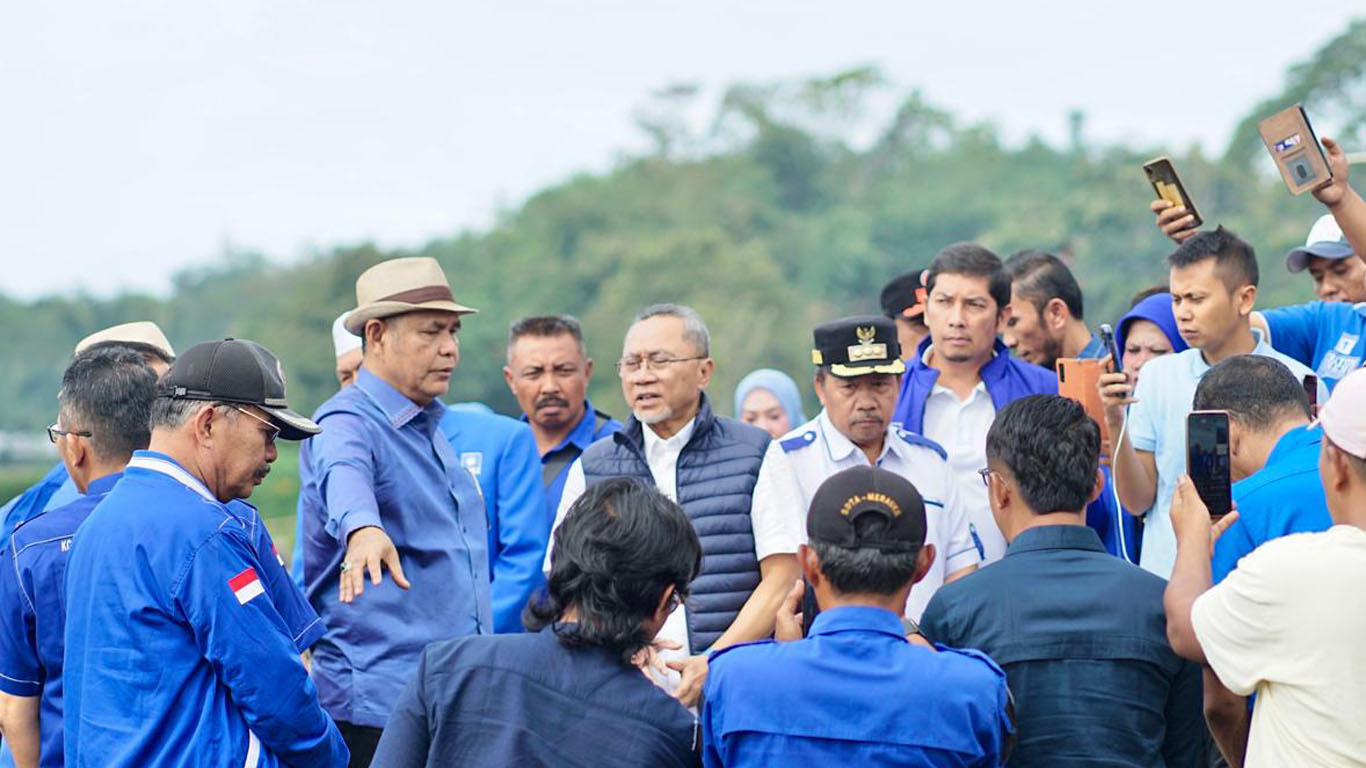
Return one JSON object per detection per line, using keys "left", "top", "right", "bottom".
{"left": 1005, "top": 524, "right": 1107, "bottom": 556}
{"left": 642, "top": 417, "right": 696, "bottom": 457}
{"left": 1266, "top": 424, "right": 1321, "bottom": 466}
{"left": 817, "top": 410, "right": 900, "bottom": 464}
{"left": 85, "top": 471, "right": 123, "bottom": 496}
{"left": 355, "top": 367, "right": 445, "bottom": 429}
{"left": 1192, "top": 327, "right": 1274, "bottom": 374}
{"left": 1078, "top": 334, "right": 1107, "bottom": 359}
{"left": 808, "top": 605, "right": 907, "bottom": 640}
{"left": 126, "top": 450, "right": 216, "bottom": 501}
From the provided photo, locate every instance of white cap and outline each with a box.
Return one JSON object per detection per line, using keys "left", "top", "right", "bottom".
{"left": 74, "top": 321, "right": 176, "bottom": 360}
{"left": 332, "top": 312, "right": 362, "bottom": 358}
{"left": 1313, "top": 368, "right": 1366, "bottom": 460}
{"left": 1285, "top": 214, "right": 1353, "bottom": 272}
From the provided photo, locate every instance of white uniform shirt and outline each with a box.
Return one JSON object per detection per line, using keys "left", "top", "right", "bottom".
{"left": 920, "top": 376, "right": 1004, "bottom": 564}
{"left": 1191, "top": 526, "right": 1366, "bottom": 768}
{"left": 750, "top": 410, "right": 980, "bottom": 621}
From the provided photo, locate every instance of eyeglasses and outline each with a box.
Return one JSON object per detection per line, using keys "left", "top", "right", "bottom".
{"left": 977, "top": 467, "right": 999, "bottom": 487}
{"left": 228, "top": 405, "right": 280, "bottom": 444}
{"left": 615, "top": 353, "right": 707, "bottom": 376}
{"left": 47, "top": 424, "right": 92, "bottom": 444}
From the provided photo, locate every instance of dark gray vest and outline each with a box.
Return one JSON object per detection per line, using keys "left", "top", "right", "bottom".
{"left": 580, "top": 394, "right": 770, "bottom": 652}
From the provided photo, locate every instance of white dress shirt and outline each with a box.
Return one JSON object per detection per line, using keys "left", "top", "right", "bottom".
{"left": 921, "top": 376, "right": 1004, "bottom": 564}
{"left": 750, "top": 410, "right": 980, "bottom": 620}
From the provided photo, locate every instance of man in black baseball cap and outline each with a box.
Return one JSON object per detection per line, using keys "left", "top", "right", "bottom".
{"left": 880, "top": 269, "right": 930, "bottom": 361}
{"left": 158, "top": 338, "right": 321, "bottom": 442}
{"left": 702, "top": 465, "right": 1012, "bottom": 765}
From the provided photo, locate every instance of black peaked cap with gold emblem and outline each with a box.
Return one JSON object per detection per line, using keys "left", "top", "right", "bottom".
{"left": 811, "top": 315, "right": 906, "bottom": 377}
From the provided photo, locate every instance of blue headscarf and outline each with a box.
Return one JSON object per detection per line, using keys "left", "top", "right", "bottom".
{"left": 1115, "top": 292, "right": 1189, "bottom": 357}
{"left": 733, "top": 369, "right": 807, "bottom": 428}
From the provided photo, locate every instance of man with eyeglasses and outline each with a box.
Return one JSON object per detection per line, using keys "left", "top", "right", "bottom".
{"left": 62, "top": 339, "right": 347, "bottom": 768}
{"left": 548, "top": 304, "right": 798, "bottom": 709}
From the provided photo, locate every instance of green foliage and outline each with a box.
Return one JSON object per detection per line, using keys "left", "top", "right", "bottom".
{"left": 4, "top": 24, "right": 1364, "bottom": 533}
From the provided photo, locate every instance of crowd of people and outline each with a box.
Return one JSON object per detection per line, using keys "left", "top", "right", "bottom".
{"left": 0, "top": 136, "right": 1363, "bottom": 768}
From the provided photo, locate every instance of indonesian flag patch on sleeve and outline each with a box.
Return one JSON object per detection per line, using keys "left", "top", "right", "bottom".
{"left": 229, "top": 567, "right": 265, "bottom": 605}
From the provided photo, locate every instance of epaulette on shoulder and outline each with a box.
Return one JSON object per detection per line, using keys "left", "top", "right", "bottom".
{"left": 894, "top": 428, "right": 947, "bottom": 461}
{"left": 780, "top": 431, "right": 817, "bottom": 453}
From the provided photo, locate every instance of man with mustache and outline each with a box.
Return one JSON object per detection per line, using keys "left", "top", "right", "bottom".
{"left": 503, "top": 315, "right": 621, "bottom": 521}
{"left": 297, "top": 257, "right": 491, "bottom": 767}
{"left": 892, "top": 244, "right": 1058, "bottom": 565}
{"left": 549, "top": 304, "right": 796, "bottom": 708}
{"left": 62, "top": 339, "right": 346, "bottom": 768}
{"left": 751, "top": 315, "right": 979, "bottom": 623}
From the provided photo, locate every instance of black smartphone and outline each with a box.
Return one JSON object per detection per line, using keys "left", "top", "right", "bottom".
{"left": 1186, "top": 411, "right": 1232, "bottom": 519}
{"left": 800, "top": 578, "right": 819, "bottom": 637}
{"left": 1143, "top": 156, "right": 1204, "bottom": 228}
{"left": 1303, "top": 374, "right": 1319, "bottom": 416}
{"left": 1099, "top": 323, "right": 1122, "bottom": 373}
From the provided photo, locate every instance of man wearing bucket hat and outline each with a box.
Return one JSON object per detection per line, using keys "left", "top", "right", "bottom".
{"left": 297, "top": 257, "right": 491, "bottom": 766}
{"left": 62, "top": 338, "right": 347, "bottom": 768}
{"left": 0, "top": 321, "right": 176, "bottom": 550}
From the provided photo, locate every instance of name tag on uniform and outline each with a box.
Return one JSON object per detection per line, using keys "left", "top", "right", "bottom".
{"left": 1335, "top": 333, "right": 1359, "bottom": 355}
{"left": 461, "top": 452, "right": 483, "bottom": 477}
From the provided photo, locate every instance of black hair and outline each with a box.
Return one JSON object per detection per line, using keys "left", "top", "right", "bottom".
{"left": 1005, "top": 250, "right": 1085, "bottom": 319}
{"left": 810, "top": 513, "right": 921, "bottom": 596}
{"left": 508, "top": 315, "right": 587, "bottom": 355}
{"left": 986, "top": 395, "right": 1100, "bottom": 514}
{"left": 526, "top": 478, "right": 702, "bottom": 662}
{"left": 1129, "top": 284, "right": 1170, "bottom": 308}
{"left": 1167, "top": 226, "right": 1259, "bottom": 291}
{"left": 81, "top": 340, "right": 173, "bottom": 365}
{"left": 58, "top": 348, "right": 157, "bottom": 463}
{"left": 926, "top": 243, "right": 1011, "bottom": 312}
{"left": 1193, "top": 356, "right": 1311, "bottom": 430}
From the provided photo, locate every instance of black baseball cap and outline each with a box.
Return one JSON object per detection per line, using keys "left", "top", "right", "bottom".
{"left": 807, "top": 466, "right": 926, "bottom": 553}
{"left": 811, "top": 315, "right": 906, "bottom": 377}
{"left": 157, "top": 339, "right": 320, "bottom": 440}
{"left": 879, "top": 269, "right": 928, "bottom": 320}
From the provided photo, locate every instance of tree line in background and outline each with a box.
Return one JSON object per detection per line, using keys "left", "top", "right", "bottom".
{"left": 3, "top": 20, "right": 1364, "bottom": 438}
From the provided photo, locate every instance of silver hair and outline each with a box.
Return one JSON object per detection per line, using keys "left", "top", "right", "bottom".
{"left": 148, "top": 397, "right": 223, "bottom": 432}
{"left": 630, "top": 304, "right": 710, "bottom": 357}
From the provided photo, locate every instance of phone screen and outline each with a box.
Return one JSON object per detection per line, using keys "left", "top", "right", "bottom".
{"left": 1187, "top": 411, "right": 1232, "bottom": 518}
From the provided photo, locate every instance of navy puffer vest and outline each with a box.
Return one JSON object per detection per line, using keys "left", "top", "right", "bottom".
{"left": 580, "top": 393, "right": 770, "bottom": 652}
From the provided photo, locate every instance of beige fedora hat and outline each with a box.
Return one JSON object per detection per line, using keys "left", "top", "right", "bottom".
{"left": 74, "top": 321, "right": 176, "bottom": 360}
{"left": 344, "top": 257, "right": 477, "bottom": 335}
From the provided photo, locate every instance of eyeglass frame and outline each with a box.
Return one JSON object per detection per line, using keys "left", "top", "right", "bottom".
{"left": 47, "top": 424, "right": 92, "bottom": 444}
{"left": 614, "top": 353, "right": 708, "bottom": 376}
{"left": 225, "top": 404, "right": 281, "bottom": 444}
{"left": 977, "top": 467, "right": 1001, "bottom": 487}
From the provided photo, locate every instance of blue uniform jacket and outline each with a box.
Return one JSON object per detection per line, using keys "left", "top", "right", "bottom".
{"left": 0, "top": 463, "right": 78, "bottom": 554}
{"left": 62, "top": 452, "right": 347, "bottom": 768}
{"left": 892, "top": 338, "right": 1058, "bottom": 432}
{"left": 439, "top": 407, "right": 548, "bottom": 634}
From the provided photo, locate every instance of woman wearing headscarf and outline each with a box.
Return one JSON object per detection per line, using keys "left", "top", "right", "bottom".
{"left": 733, "top": 369, "right": 807, "bottom": 439}
{"left": 1115, "top": 290, "right": 1188, "bottom": 386}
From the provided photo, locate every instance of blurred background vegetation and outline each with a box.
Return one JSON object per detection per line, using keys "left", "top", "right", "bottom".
{"left": 3, "top": 20, "right": 1365, "bottom": 556}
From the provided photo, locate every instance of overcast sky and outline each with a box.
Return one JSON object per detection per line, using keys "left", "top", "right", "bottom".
{"left": 2, "top": 1, "right": 1360, "bottom": 300}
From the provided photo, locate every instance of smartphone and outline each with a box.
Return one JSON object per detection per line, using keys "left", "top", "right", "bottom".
{"left": 1303, "top": 374, "right": 1319, "bottom": 416}
{"left": 1056, "top": 358, "right": 1111, "bottom": 446}
{"left": 800, "top": 578, "right": 819, "bottom": 637}
{"left": 1099, "top": 323, "right": 1122, "bottom": 373}
{"left": 1143, "top": 156, "right": 1203, "bottom": 228}
{"left": 1186, "top": 411, "right": 1232, "bottom": 519}
{"left": 1258, "top": 105, "right": 1332, "bottom": 195}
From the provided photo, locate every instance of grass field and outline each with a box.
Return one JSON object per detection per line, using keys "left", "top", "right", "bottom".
{"left": 0, "top": 445, "right": 305, "bottom": 570}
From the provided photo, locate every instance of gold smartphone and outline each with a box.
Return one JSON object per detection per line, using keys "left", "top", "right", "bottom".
{"left": 1258, "top": 105, "right": 1332, "bottom": 195}
{"left": 1143, "top": 156, "right": 1203, "bottom": 228}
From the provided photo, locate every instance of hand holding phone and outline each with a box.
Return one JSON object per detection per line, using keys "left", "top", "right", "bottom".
{"left": 1144, "top": 157, "right": 1203, "bottom": 240}
{"left": 1186, "top": 411, "right": 1233, "bottom": 519}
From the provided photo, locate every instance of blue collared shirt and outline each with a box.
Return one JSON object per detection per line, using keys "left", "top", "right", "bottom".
{"left": 1262, "top": 300, "right": 1366, "bottom": 390}
{"left": 529, "top": 398, "right": 621, "bottom": 519}
{"left": 298, "top": 368, "right": 491, "bottom": 728}
{"left": 0, "top": 473, "right": 119, "bottom": 768}
{"left": 374, "top": 625, "right": 697, "bottom": 768}
{"left": 439, "top": 407, "right": 548, "bottom": 633}
{"left": 703, "top": 606, "right": 1011, "bottom": 768}
{"left": 0, "top": 463, "right": 78, "bottom": 554}
{"left": 63, "top": 452, "right": 346, "bottom": 768}
{"left": 921, "top": 525, "right": 1204, "bottom": 768}
{"left": 1213, "top": 425, "right": 1332, "bottom": 583}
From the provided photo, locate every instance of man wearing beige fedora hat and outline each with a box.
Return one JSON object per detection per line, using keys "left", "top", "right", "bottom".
{"left": 0, "top": 321, "right": 176, "bottom": 551}
{"left": 298, "top": 256, "right": 492, "bottom": 767}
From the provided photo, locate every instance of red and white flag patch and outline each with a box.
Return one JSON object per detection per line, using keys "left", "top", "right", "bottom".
{"left": 228, "top": 568, "right": 265, "bottom": 605}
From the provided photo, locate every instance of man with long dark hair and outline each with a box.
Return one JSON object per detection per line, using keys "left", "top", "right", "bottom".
{"left": 373, "top": 478, "right": 702, "bottom": 768}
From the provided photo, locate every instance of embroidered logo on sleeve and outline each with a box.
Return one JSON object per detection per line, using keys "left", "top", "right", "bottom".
{"left": 228, "top": 568, "right": 265, "bottom": 605}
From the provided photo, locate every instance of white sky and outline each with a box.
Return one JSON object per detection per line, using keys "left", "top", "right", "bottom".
{"left": 1, "top": 1, "right": 1361, "bottom": 299}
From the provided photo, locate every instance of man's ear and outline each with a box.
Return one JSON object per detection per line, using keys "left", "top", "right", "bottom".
{"left": 1236, "top": 284, "right": 1258, "bottom": 317}
{"left": 911, "top": 543, "right": 936, "bottom": 585}
{"left": 1045, "top": 297, "right": 1070, "bottom": 331}
{"left": 192, "top": 403, "right": 218, "bottom": 444}
{"left": 797, "top": 544, "right": 821, "bottom": 590}
{"left": 364, "top": 318, "right": 387, "bottom": 353}
{"left": 502, "top": 365, "right": 515, "bottom": 391}
{"left": 697, "top": 357, "right": 716, "bottom": 389}
{"left": 653, "top": 583, "right": 677, "bottom": 624}
{"left": 1089, "top": 467, "right": 1105, "bottom": 504}
{"left": 65, "top": 434, "right": 89, "bottom": 472}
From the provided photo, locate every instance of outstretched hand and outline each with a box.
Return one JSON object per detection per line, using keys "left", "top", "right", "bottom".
{"left": 339, "top": 526, "right": 410, "bottom": 604}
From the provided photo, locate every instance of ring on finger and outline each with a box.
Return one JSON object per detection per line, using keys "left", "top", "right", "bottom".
{"left": 340, "top": 561, "right": 355, "bottom": 573}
